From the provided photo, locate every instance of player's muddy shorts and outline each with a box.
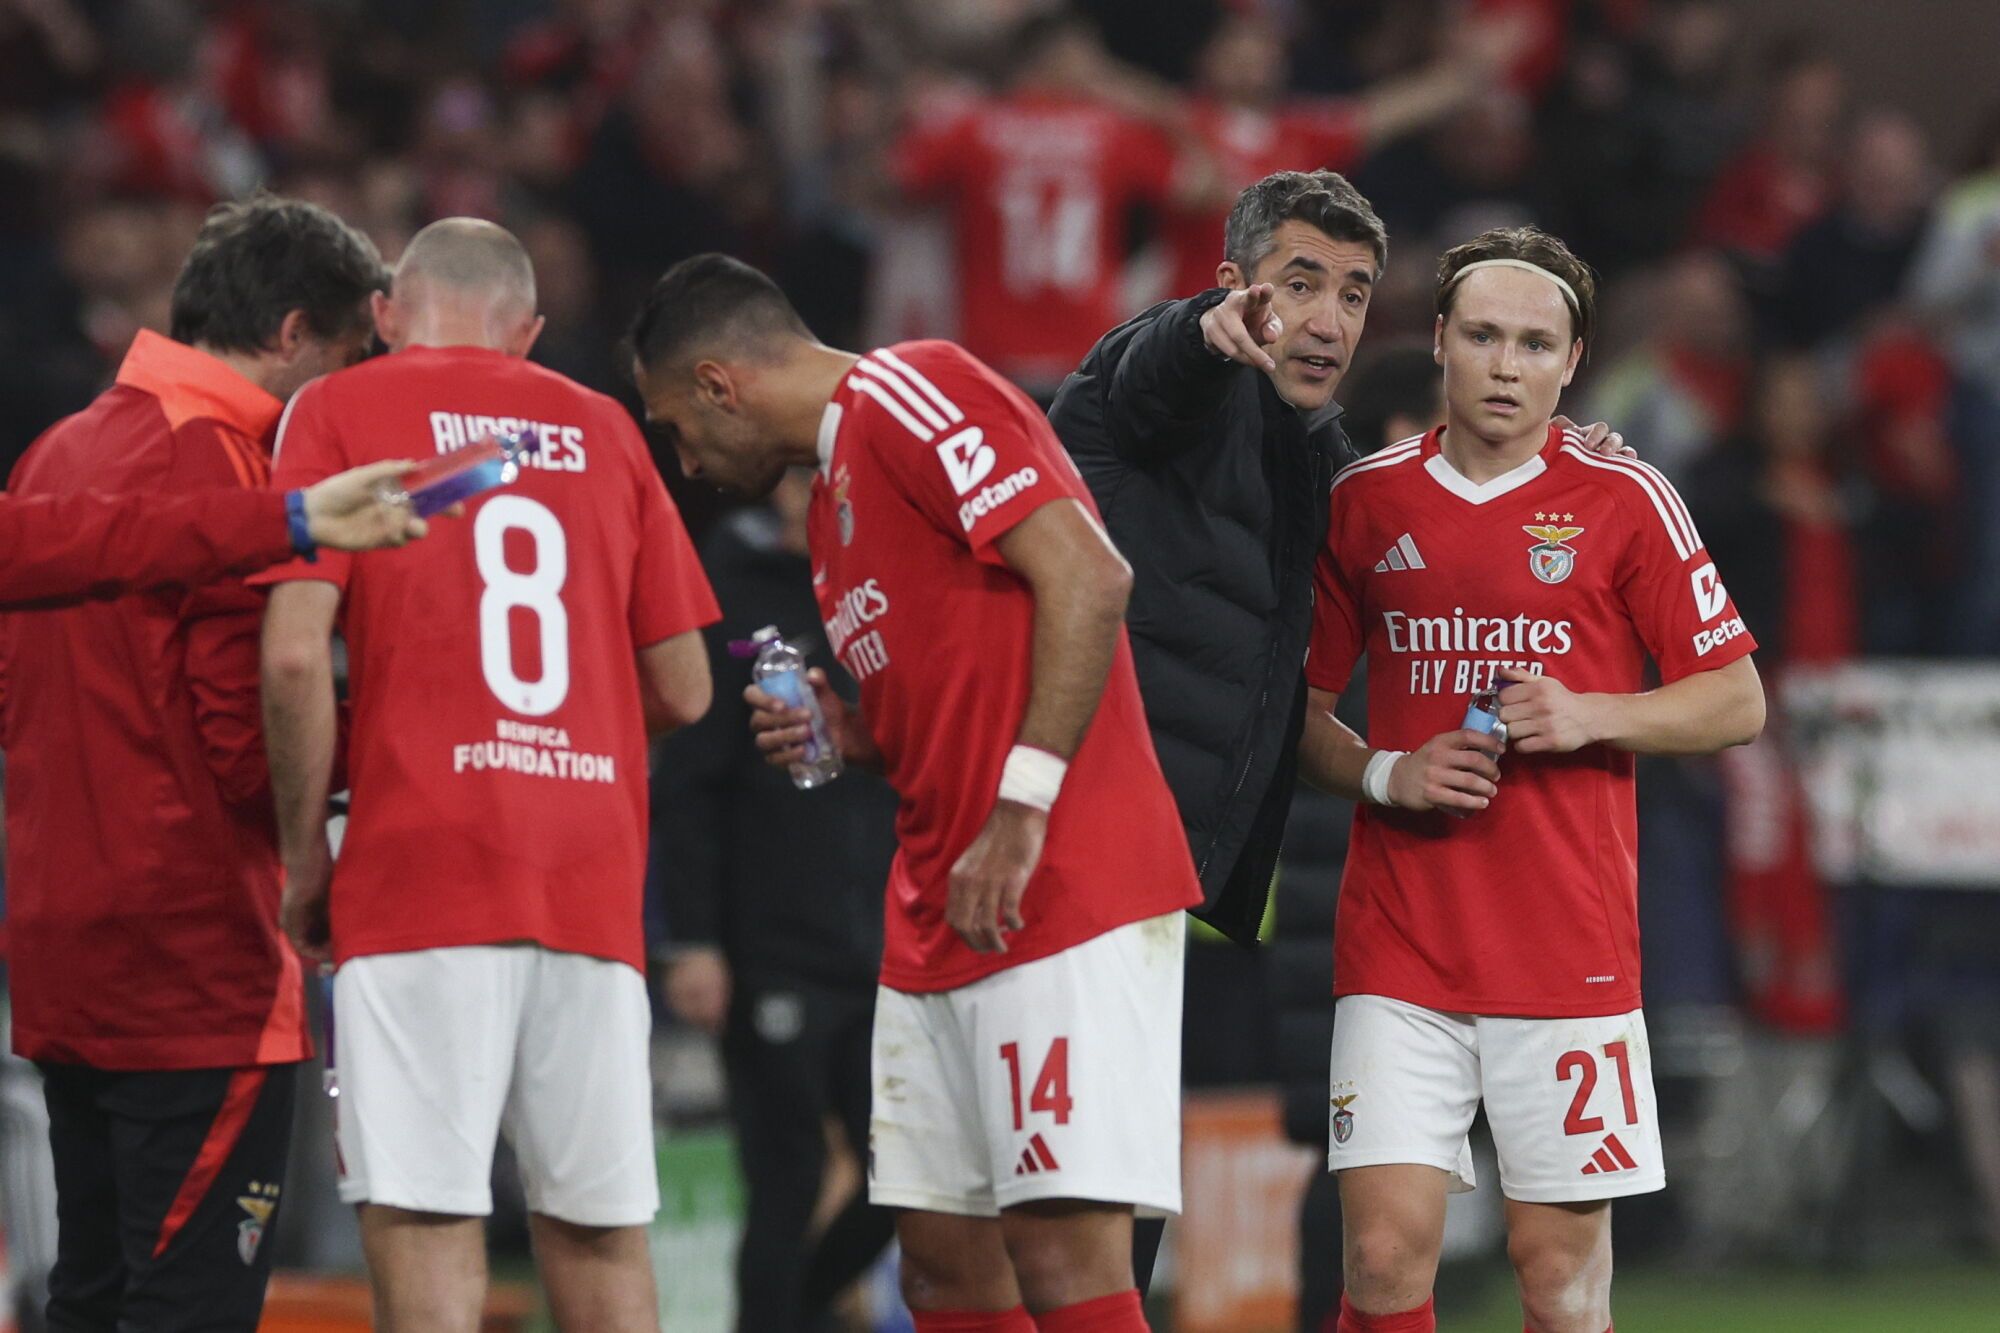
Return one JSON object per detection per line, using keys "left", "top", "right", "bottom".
{"left": 869, "top": 912, "right": 1184, "bottom": 1217}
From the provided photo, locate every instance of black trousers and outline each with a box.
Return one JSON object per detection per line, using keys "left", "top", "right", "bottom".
{"left": 722, "top": 978, "right": 894, "bottom": 1333}
{"left": 38, "top": 1062, "right": 297, "bottom": 1333}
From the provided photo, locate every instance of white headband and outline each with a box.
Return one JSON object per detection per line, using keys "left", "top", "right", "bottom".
{"left": 1448, "top": 258, "right": 1581, "bottom": 315}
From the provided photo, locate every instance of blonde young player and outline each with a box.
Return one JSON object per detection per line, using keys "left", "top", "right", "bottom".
{"left": 1297, "top": 227, "right": 1765, "bottom": 1333}
{"left": 631, "top": 254, "right": 1199, "bottom": 1333}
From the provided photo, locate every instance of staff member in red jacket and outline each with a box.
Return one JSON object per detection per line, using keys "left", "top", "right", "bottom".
{"left": 0, "top": 194, "right": 388, "bottom": 1332}
{"left": 0, "top": 465, "right": 445, "bottom": 610}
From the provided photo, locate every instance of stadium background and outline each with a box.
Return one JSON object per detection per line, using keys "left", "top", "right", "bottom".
{"left": 1, "top": 0, "right": 1998, "bottom": 1329}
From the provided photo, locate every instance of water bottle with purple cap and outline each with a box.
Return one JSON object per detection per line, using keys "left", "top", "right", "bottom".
{"left": 742, "top": 626, "right": 844, "bottom": 789}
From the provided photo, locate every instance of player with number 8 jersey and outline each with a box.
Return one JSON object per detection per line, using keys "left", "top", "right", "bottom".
{"left": 257, "top": 220, "right": 717, "bottom": 1323}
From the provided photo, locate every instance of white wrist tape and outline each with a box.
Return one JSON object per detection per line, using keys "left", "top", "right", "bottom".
{"left": 1361, "top": 749, "right": 1406, "bottom": 806}
{"left": 998, "top": 745, "right": 1067, "bottom": 812}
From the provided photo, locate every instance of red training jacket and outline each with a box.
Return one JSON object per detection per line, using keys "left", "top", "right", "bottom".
{"left": 0, "top": 487, "right": 293, "bottom": 610}
{"left": 0, "top": 330, "right": 310, "bottom": 1069}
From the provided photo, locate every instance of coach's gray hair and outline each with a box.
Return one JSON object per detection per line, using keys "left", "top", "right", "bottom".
{"left": 1223, "top": 170, "right": 1388, "bottom": 279}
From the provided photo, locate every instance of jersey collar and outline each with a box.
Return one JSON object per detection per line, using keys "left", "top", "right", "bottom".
{"left": 1421, "top": 423, "right": 1557, "bottom": 505}
{"left": 816, "top": 399, "right": 844, "bottom": 477}
{"left": 115, "top": 329, "right": 284, "bottom": 444}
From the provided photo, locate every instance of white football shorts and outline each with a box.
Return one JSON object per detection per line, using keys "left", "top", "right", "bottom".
{"left": 868, "top": 911, "right": 1185, "bottom": 1218}
{"left": 1327, "top": 994, "right": 1665, "bottom": 1203}
{"left": 333, "top": 943, "right": 658, "bottom": 1226}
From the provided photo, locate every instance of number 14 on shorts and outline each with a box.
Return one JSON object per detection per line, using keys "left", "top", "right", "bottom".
{"left": 1000, "top": 1038, "right": 1073, "bottom": 1129}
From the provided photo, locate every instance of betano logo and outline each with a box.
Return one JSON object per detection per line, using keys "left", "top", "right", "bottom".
{"left": 935, "top": 426, "right": 996, "bottom": 495}
{"left": 958, "top": 467, "right": 1039, "bottom": 532}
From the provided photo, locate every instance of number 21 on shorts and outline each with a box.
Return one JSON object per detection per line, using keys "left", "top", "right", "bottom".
{"left": 1556, "top": 1040, "right": 1638, "bottom": 1135}
{"left": 1000, "top": 1038, "right": 1073, "bottom": 1130}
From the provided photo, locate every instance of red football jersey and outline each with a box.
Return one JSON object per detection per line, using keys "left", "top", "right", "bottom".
{"left": 1164, "top": 99, "right": 1367, "bottom": 298}
{"left": 894, "top": 93, "right": 1174, "bottom": 388}
{"left": 1308, "top": 424, "right": 1758, "bottom": 1017}
{"left": 259, "top": 345, "right": 719, "bottom": 971}
{"left": 807, "top": 341, "right": 1199, "bottom": 992}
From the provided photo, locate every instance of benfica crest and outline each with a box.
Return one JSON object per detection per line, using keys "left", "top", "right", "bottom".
{"left": 833, "top": 465, "right": 855, "bottom": 546}
{"left": 1332, "top": 1094, "right": 1358, "bottom": 1145}
{"left": 236, "top": 1183, "right": 280, "bottom": 1265}
{"left": 1523, "top": 516, "right": 1585, "bottom": 584}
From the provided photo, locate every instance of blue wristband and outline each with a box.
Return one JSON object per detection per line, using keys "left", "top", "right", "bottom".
{"left": 284, "top": 489, "right": 318, "bottom": 563}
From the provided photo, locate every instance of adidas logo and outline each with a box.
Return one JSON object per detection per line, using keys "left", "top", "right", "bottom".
{"left": 1374, "top": 533, "right": 1427, "bottom": 573}
{"left": 1013, "top": 1133, "right": 1061, "bottom": 1177}
{"left": 1579, "top": 1133, "right": 1639, "bottom": 1176}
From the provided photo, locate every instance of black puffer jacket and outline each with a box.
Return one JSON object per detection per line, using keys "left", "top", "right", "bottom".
{"left": 1049, "top": 291, "right": 1352, "bottom": 943}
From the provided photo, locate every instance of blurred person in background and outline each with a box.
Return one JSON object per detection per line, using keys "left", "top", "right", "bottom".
{"left": 1161, "top": 7, "right": 1526, "bottom": 299}
{"left": 0, "top": 194, "right": 384, "bottom": 1333}
{"left": 652, "top": 469, "right": 899, "bottom": 1333}
{"left": 259, "top": 219, "right": 718, "bottom": 1332}
{"left": 891, "top": 9, "right": 1180, "bottom": 398}
{"left": 1771, "top": 110, "right": 1936, "bottom": 349}
{"left": 1906, "top": 103, "right": 2000, "bottom": 656}
{"left": 1537, "top": 0, "right": 1744, "bottom": 277}
{"left": 1579, "top": 248, "right": 1751, "bottom": 482}
{"left": 1691, "top": 35, "right": 1844, "bottom": 274}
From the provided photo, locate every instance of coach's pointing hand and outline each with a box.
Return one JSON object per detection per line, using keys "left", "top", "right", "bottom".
{"left": 1388, "top": 728, "right": 1505, "bottom": 813}
{"left": 947, "top": 801, "right": 1045, "bottom": 953}
{"left": 1201, "top": 283, "right": 1284, "bottom": 372}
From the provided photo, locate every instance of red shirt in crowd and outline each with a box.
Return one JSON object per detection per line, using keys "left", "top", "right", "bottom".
{"left": 1163, "top": 99, "right": 1366, "bottom": 297}
{"left": 1308, "top": 424, "right": 1758, "bottom": 1017}
{"left": 258, "top": 345, "right": 718, "bottom": 972}
{"left": 1, "top": 330, "right": 307, "bottom": 1069}
{"left": 894, "top": 93, "right": 1174, "bottom": 390}
{"left": 806, "top": 341, "right": 1200, "bottom": 993}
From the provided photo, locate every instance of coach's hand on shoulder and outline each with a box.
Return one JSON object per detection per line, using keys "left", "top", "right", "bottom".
{"left": 1553, "top": 415, "right": 1634, "bottom": 459}
{"left": 745, "top": 669, "right": 880, "bottom": 770}
{"left": 663, "top": 947, "right": 732, "bottom": 1036}
{"left": 1388, "top": 729, "right": 1504, "bottom": 814}
{"left": 947, "top": 801, "right": 1046, "bottom": 954}
{"left": 301, "top": 460, "right": 464, "bottom": 552}
{"left": 281, "top": 836, "right": 335, "bottom": 963}
{"left": 1495, "top": 666, "right": 1603, "bottom": 754}
{"left": 1200, "top": 283, "right": 1283, "bottom": 372}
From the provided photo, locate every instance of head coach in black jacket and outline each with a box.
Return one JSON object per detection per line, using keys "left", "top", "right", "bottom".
{"left": 1050, "top": 169, "right": 1382, "bottom": 947}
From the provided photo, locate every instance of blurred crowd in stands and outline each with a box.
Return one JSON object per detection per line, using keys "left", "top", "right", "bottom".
{"left": 3, "top": 0, "right": 1995, "bottom": 663}
{"left": 4, "top": 0, "right": 2000, "bottom": 1307}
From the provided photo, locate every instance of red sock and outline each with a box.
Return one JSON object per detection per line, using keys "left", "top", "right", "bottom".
{"left": 1034, "top": 1289, "right": 1148, "bottom": 1331}
{"left": 913, "top": 1307, "right": 1036, "bottom": 1332}
{"left": 1338, "top": 1293, "right": 1435, "bottom": 1332}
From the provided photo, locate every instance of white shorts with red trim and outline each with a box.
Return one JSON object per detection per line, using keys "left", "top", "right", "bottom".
{"left": 1327, "top": 994, "right": 1665, "bottom": 1203}
{"left": 867, "top": 912, "right": 1185, "bottom": 1218}
{"left": 332, "top": 943, "right": 658, "bottom": 1226}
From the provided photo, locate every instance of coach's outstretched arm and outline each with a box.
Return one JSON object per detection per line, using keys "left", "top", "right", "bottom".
{"left": 1100, "top": 290, "right": 1253, "bottom": 460}
{"left": 949, "top": 499, "right": 1133, "bottom": 954}
{"left": 0, "top": 461, "right": 437, "bottom": 611}
{"left": 262, "top": 580, "right": 344, "bottom": 960}
{"left": 1494, "top": 656, "right": 1765, "bottom": 756}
